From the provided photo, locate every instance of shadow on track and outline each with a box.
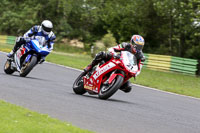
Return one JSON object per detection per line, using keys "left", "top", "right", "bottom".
{"left": 71, "top": 93, "right": 135, "bottom": 105}
{"left": 0, "top": 72, "right": 50, "bottom": 82}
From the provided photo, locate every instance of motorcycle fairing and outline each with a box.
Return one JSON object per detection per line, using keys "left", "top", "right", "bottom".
{"left": 108, "top": 73, "right": 124, "bottom": 84}
{"left": 30, "top": 40, "right": 49, "bottom": 56}
{"left": 12, "top": 39, "right": 50, "bottom": 73}
{"left": 84, "top": 62, "right": 119, "bottom": 93}
{"left": 14, "top": 47, "right": 26, "bottom": 71}
{"left": 83, "top": 51, "right": 140, "bottom": 94}
{"left": 121, "top": 51, "right": 138, "bottom": 74}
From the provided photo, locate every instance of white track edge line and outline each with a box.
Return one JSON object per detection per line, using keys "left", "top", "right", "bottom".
{"left": 1, "top": 51, "right": 200, "bottom": 101}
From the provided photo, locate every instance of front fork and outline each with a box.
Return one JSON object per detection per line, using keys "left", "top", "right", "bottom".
{"left": 22, "top": 54, "right": 37, "bottom": 67}
{"left": 24, "top": 54, "right": 32, "bottom": 64}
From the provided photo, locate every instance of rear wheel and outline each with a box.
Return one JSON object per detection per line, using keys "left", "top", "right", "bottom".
{"left": 4, "top": 60, "right": 15, "bottom": 74}
{"left": 20, "top": 56, "right": 37, "bottom": 77}
{"left": 73, "top": 72, "right": 87, "bottom": 95}
{"left": 98, "top": 72, "right": 124, "bottom": 100}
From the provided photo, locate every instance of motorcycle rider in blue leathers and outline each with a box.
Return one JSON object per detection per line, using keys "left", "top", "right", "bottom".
{"left": 7, "top": 20, "right": 56, "bottom": 63}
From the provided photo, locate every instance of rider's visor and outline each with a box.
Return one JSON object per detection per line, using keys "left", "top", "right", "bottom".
{"left": 42, "top": 25, "right": 52, "bottom": 32}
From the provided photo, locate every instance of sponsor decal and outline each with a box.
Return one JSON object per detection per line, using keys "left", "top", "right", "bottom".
{"left": 93, "top": 62, "right": 116, "bottom": 80}
{"left": 25, "top": 46, "right": 30, "bottom": 51}
{"left": 90, "top": 78, "right": 93, "bottom": 84}
{"left": 17, "top": 50, "right": 22, "bottom": 58}
{"left": 84, "top": 85, "right": 94, "bottom": 90}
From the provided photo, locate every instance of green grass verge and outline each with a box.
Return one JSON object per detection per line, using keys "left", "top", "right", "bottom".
{"left": 0, "top": 100, "right": 93, "bottom": 133}
{"left": 54, "top": 43, "right": 87, "bottom": 54}
{"left": 132, "top": 69, "right": 200, "bottom": 97}
{"left": 46, "top": 52, "right": 91, "bottom": 70}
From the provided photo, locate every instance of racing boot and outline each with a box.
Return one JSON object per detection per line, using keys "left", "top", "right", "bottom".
{"left": 7, "top": 37, "right": 24, "bottom": 58}
{"left": 7, "top": 45, "right": 18, "bottom": 58}
{"left": 84, "top": 51, "right": 108, "bottom": 73}
{"left": 84, "top": 60, "right": 98, "bottom": 73}
{"left": 7, "top": 50, "right": 15, "bottom": 58}
{"left": 120, "top": 80, "right": 132, "bottom": 93}
{"left": 84, "top": 64, "right": 92, "bottom": 73}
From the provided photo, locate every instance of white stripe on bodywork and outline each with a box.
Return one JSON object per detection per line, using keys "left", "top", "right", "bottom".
{"left": 14, "top": 51, "right": 21, "bottom": 71}
{"left": 93, "top": 62, "right": 116, "bottom": 80}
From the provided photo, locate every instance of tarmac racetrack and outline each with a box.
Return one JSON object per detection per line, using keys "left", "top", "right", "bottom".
{"left": 0, "top": 52, "right": 200, "bottom": 133}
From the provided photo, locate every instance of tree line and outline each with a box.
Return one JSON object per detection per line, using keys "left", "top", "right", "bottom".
{"left": 0, "top": 0, "right": 199, "bottom": 59}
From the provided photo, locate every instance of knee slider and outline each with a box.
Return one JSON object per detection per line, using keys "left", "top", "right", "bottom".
{"left": 95, "top": 51, "right": 106, "bottom": 60}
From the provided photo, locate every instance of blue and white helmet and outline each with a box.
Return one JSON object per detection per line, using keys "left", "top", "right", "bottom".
{"left": 41, "top": 20, "right": 53, "bottom": 35}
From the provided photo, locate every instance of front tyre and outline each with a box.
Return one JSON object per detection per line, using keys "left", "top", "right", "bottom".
{"left": 4, "top": 60, "right": 15, "bottom": 74}
{"left": 73, "top": 72, "right": 87, "bottom": 95}
{"left": 20, "top": 56, "right": 37, "bottom": 77}
{"left": 98, "top": 73, "right": 124, "bottom": 100}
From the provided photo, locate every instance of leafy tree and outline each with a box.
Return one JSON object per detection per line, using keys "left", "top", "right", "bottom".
{"left": 0, "top": 0, "right": 199, "bottom": 59}
{"left": 153, "top": 0, "right": 200, "bottom": 57}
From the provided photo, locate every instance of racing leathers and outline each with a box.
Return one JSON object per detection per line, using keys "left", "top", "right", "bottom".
{"left": 7, "top": 25, "right": 56, "bottom": 63}
{"left": 84, "top": 42, "right": 145, "bottom": 93}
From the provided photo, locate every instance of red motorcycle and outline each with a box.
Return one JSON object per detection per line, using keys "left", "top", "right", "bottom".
{"left": 73, "top": 51, "right": 142, "bottom": 100}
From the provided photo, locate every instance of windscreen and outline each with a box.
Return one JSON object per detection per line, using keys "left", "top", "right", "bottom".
{"left": 121, "top": 51, "right": 138, "bottom": 73}
{"left": 35, "top": 36, "right": 46, "bottom": 46}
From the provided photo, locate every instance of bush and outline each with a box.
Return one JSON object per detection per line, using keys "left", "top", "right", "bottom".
{"left": 91, "top": 32, "right": 117, "bottom": 57}
{"left": 91, "top": 41, "right": 105, "bottom": 57}
{"left": 101, "top": 31, "right": 117, "bottom": 50}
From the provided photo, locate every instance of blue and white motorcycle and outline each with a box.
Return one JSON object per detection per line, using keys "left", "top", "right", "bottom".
{"left": 4, "top": 38, "right": 50, "bottom": 77}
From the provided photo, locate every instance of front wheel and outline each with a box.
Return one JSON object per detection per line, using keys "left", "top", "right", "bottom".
{"left": 73, "top": 72, "right": 87, "bottom": 95}
{"left": 4, "top": 60, "right": 15, "bottom": 74}
{"left": 20, "top": 56, "right": 37, "bottom": 77}
{"left": 98, "top": 72, "right": 124, "bottom": 100}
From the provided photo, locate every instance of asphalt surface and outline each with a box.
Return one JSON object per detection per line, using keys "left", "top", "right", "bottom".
{"left": 0, "top": 52, "right": 200, "bottom": 133}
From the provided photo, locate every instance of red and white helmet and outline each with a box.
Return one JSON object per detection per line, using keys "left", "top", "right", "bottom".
{"left": 130, "top": 35, "right": 145, "bottom": 50}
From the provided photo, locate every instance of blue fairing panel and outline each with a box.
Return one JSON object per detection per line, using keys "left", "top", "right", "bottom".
{"left": 30, "top": 40, "right": 49, "bottom": 56}
{"left": 40, "top": 51, "right": 49, "bottom": 56}
{"left": 25, "top": 54, "right": 32, "bottom": 63}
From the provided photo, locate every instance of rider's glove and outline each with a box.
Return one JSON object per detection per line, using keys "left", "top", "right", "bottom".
{"left": 141, "top": 56, "right": 146, "bottom": 62}
{"left": 113, "top": 54, "right": 121, "bottom": 59}
{"left": 24, "top": 37, "right": 31, "bottom": 42}
{"left": 131, "top": 45, "right": 137, "bottom": 54}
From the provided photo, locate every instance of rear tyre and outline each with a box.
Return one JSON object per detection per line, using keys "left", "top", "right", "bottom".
{"left": 73, "top": 72, "right": 87, "bottom": 95}
{"left": 4, "top": 60, "right": 15, "bottom": 74}
{"left": 98, "top": 72, "right": 124, "bottom": 100}
{"left": 20, "top": 56, "right": 37, "bottom": 77}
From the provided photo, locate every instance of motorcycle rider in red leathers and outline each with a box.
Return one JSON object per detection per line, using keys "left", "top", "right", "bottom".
{"left": 84, "top": 35, "right": 145, "bottom": 93}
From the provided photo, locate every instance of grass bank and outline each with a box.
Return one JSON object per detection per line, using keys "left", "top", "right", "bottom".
{"left": 47, "top": 52, "right": 91, "bottom": 70}
{"left": 0, "top": 100, "right": 93, "bottom": 133}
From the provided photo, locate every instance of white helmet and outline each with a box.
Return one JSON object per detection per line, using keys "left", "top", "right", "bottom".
{"left": 41, "top": 20, "right": 53, "bottom": 35}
